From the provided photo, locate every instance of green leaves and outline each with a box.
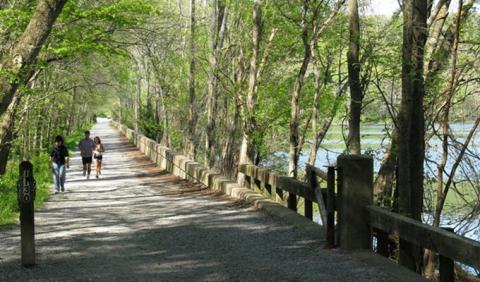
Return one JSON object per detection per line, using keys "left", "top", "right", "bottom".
{"left": 45, "top": 0, "right": 158, "bottom": 59}
{"left": 0, "top": 8, "right": 31, "bottom": 37}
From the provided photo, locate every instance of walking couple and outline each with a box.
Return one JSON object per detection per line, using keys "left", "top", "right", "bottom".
{"left": 79, "top": 130, "right": 105, "bottom": 179}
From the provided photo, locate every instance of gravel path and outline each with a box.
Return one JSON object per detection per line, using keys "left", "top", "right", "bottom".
{"left": 0, "top": 120, "right": 401, "bottom": 281}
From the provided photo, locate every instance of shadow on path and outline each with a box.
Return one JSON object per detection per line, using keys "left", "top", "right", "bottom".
{"left": 0, "top": 119, "right": 400, "bottom": 282}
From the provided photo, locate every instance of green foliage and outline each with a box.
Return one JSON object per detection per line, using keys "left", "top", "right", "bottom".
{"left": 0, "top": 154, "right": 51, "bottom": 225}
{"left": 46, "top": 0, "right": 158, "bottom": 58}
{"left": 0, "top": 6, "right": 32, "bottom": 40}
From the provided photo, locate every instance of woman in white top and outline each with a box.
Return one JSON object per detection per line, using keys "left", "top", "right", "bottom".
{"left": 93, "top": 136, "right": 105, "bottom": 179}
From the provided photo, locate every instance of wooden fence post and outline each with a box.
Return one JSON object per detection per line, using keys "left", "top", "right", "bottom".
{"left": 18, "top": 161, "right": 36, "bottom": 267}
{"left": 326, "top": 166, "right": 336, "bottom": 248}
{"left": 288, "top": 193, "right": 297, "bottom": 211}
{"left": 337, "top": 154, "right": 373, "bottom": 250}
{"left": 304, "top": 166, "right": 314, "bottom": 220}
{"left": 439, "top": 227, "right": 455, "bottom": 282}
{"left": 375, "top": 228, "right": 389, "bottom": 257}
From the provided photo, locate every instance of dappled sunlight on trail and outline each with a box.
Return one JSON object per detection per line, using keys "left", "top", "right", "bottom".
{"left": 0, "top": 119, "right": 405, "bottom": 281}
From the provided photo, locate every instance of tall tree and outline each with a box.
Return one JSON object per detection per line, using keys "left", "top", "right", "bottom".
{"left": 346, "top": 0, "right": 361, "bottom": 155}
{"left": 187, "top": 0, "right": 197, "bottom": 160}
{"left": 397, "top": 0, "right": 428, "bottom": 272}
{"left": 205, "top": 0, "right": 227, "bottom": 168}
{"left": 288, "top": 0, "right": 344, "bottom": 179}
{"left": 424, "top": 1, "right": 471, "bottom": 277}
{"left": 238, "top": 0, "right": 262, "bottom": 182}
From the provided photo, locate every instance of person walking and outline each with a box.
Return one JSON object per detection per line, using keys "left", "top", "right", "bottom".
{"left": 93, "top": 136, "right": 105, "bottom": 179}
{"left": 49, "top": 135, "right": 69, "bottom": 194}
{"left": 79, "top": 130, "right": 95, "bottom": 179}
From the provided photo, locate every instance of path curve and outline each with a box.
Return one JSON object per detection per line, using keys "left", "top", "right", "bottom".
{"left": 1, "top": 119, "right": 401, "bottom": 281}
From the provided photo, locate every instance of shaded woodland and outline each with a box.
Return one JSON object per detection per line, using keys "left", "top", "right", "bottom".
{"left": 1, "top": 0, "right": 479, "bottom": 279}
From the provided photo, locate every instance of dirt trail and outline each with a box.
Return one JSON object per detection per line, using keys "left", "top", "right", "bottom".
{"left": 0, "top": 120, "right": 401, "bottom": 281}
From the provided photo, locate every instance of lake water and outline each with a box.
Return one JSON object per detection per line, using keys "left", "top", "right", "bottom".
{"left": 303, "top": 122, "right": 480, "bottom": 175}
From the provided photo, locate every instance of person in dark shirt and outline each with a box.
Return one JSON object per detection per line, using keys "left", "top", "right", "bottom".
{"left": 49, "top": 135, "right": 69, "bottom": 194}
{"left": 79, "top": 131, "right": 95, "bottom": 179}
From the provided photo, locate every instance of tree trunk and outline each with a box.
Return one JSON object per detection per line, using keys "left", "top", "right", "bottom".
{"left": 66, "top": 85, "right": 77, "bottom": 135}
{"left": 398, "top": 0, "right": 428, "bottom": 272}
{"left": 187, "top": 0, "right": 197, "bottom": 160}
{"left": 155, "top": 85, "right": 164, "bottom": 143}
{"left": 307, "top": 54, "right": 322, "bottom": 166}
{"left": 238, "top": 0, "right": 262, "bottom": 183}
{"left": 0, "top": 68, "right": 40, "bottom": 173}
{"left": 0, "top": 0, "right": 67, "bottom": 116}
{"left": 374, "top": 129, "right": 398, "bottom": 207}
{"left": 0, "top": 90, "right": 21, "bottom": 174}
{"left": 424, "top": 2, "right": 463, "bottom": 277}
{"left": 223, "top": 44, "right": 246, "bottom": 178}
{"left": 346, "top": 0, "right": 362, "bottom": 155}
{"left": 205, "top": 0, "right": 227, "bottom": 168}
{"left": 134, "top": 59, "right": 142, "bottom": 132}
{"left": 222, "top": 92, "right": 241, "bottom": 178}
{"left": 423, "top": 0, "right": 451, "bottom": 75}
{"left": 289, "top": 1, "right": 311, "bottom": 180}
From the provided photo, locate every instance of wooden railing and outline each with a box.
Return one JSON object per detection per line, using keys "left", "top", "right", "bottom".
{"left": 238, "top": 163, "right": 337, "bottom": 247}
{"left": 241, "top": 155, "right": 480, "bottom": 280}
{"left": 238, "top": 163, "right": 314, "bottom": 209}
{"left": 306, "top": 164, "right": 337, "bottom": 248}
{"left": 368, "top": 206, "right": 479, "bottom": 276}
{"left": 332, "top": 155, "right": 480, "bottom": 281}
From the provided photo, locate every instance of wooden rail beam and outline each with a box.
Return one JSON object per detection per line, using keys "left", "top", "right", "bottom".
{"left": 239, "top": 164, "right": 318, "bottom": 203}
{"left": 309, "top": 165, "right": 328, "bottom": 181}
{"left": 367, "top": 205, "right": 480, "bottom": 269}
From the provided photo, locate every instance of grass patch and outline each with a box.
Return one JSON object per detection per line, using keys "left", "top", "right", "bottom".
{"left": 0, "top": 153, "right": 51, "bottom": 225}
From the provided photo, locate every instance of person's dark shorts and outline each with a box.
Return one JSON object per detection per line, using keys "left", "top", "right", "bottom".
{"left": 94, "top": 154, "right": 103, "bottom": 160}
{"left": 82, "top": 157, "right": 93, "bottom": 165}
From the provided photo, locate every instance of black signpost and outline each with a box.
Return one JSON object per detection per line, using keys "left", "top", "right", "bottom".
{"left": 17, "top": 161, "right": 36, "bottom": 267}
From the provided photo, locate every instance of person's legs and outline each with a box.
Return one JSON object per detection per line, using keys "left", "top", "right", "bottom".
{"left": 82, "top": 157, "right": 87, "bottom": 176}
{"left": 52, "top": 163, "right": 60, "bottom": 193}
{"left": 86, "top": 157, "right": 92, "bottom": 179}
{"left": 96, "top": 159, "right": 102, "bottom": 178}
{"left": 59, "top": 164, "right": 66, "bottom": 191}
{"left": 95, "top": 159, "right": 99, "bottom": 178}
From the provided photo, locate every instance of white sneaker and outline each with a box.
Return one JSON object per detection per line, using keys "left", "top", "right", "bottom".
{"left": 87, "top": 174, "right": 90, "bottom": 180}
